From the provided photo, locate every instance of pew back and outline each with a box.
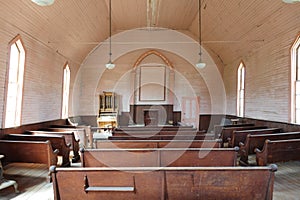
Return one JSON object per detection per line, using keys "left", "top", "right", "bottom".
{"left": 108, "top": 134, "right": 215, "bottom": 140}
{"left": 95, "top": 139, "right": 221, "bottom": 149}
{"left": 116, "top": 125, "right": 196, "bottom": 132}
{"left": 50, "top": 165, "right": 277, "bottom": 200}
{"left": 112, "top": 130, "right": 204, "bottom": 136}
{"left": 81, "top": 148, "right": 238, "bottom": 167}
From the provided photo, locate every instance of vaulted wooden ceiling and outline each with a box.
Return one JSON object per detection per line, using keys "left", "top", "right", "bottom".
{"left": 1, "top": 0, "right": 300, "bottom": 67}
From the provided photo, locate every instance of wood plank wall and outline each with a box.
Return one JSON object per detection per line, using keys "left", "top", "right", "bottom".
{"left": 0, "top": 17, "right": 80, "bottom": 128}
{"left": 223, "top": 28, "right": 299, "bottom": 122}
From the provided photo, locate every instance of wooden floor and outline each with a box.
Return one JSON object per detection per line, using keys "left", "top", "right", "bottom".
{"left": 0, "top": 161, "right": 300, "bottom": 200}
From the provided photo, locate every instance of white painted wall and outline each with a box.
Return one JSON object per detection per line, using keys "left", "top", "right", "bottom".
{"left": 72, "top": 28, "right": 226, "bottom": 117}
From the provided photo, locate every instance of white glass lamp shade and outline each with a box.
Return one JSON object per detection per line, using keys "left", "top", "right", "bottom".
{"left": 31, "top": 0, "right": 55, "bottom": 6}
{"left": 282, "top": 0, "right": 300, "bottom": 3}
{"left": 196, "top": 62, "right": 206, "bottom": 69}
{"left": 105, "top": 62, "right": 115, "bottom": 69}
{"left": 196, "top": 56, "right": 206, "bottom": 69}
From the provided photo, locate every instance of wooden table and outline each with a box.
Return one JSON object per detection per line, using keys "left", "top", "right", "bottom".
{"left": 0, "top": 155, "right": 19, "bottom": 193}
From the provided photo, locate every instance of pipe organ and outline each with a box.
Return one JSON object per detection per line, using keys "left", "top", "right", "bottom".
{"left": 97, "top": 92, "right": 118, "bottom": 129}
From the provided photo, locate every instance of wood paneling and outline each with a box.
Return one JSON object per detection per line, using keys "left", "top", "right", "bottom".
{"left": 130, "top": 104, "right": 174, "bottom": 125}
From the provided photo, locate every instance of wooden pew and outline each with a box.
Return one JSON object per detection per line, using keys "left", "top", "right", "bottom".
{"left": 30, "top": 130, "right": 80, "bottom": 163}
{"left": 50, "top": 124, "right": 92, "bottom": 148}
{"left": 107, "top": 134, "right": 215, "bottom": 140}
{"left": 80, "top": 147, "right": 238, "bottom": 167}
{"left": 220, "top": 126, "right": 268, "bottom": 147}
{"left": 48, "top": 126, "right": 87, "bottom": 148}
{"left": 228, "top": 127, "right": 282, "bottom": 148}
{"left": 213, "top": 123, "right": 255, "bottom": 138}
{"left": 50, "top": 164, "right": 277, "bottom": 200}
{"left": 3, "top": 134, "right": 71, "bottom": 167}
{"left": 95, "top": 139, "right": 221, "bottom": 149}
{"left": 239, "top": 132, "right": 300, "bottom": 165}
{"left": 255, "top": 138, "right": 300, "bottom": 166}
{"left": 0, "top": 140, "right": 58, "bottom": 168}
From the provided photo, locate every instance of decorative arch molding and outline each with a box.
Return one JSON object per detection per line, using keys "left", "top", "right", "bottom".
{"left": 133, "top": 50, "right": 173, "bottom": 69}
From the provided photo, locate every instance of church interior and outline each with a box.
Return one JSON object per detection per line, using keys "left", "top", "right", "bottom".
{"left": 1, "top": 0, "right": 300, "bottom": 199}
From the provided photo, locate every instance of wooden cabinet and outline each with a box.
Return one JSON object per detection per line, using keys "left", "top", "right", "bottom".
{"left": 97, "top": 92, "right": 118, "bottom": 128}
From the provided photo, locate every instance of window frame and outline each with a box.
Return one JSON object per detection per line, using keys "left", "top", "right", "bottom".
{"left": 237, "top": 61, "right": 245, "bottom": 117}
{"left": 291, "top": 34, "right": 300, "bottom": 123}
{"left": 61, "top": 63, "right": 70, "bottom": 119}
{"left": 3, "top": 35, "right": 26, "bottom": 128}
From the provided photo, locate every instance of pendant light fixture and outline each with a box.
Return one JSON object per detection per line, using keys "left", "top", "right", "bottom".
{"left": 105, "top": 0, "right": 115, "bottom": 69}
{"left": 196, "top": 0, "right": 206, "bottom": 69}
{"left": 31, "top": 0, "right": 55, "bottom": 6}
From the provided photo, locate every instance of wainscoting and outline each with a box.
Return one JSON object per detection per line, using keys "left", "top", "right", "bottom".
{"left": 129, "top": 104, "right": 176, "bottom": 126}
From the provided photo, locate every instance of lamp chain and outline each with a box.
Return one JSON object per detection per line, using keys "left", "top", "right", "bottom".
{"left": 109, "top": 0, "right": 112, "bottom": 63}
{"left": 199, "top": 0, "right": 202, "bottom": 57}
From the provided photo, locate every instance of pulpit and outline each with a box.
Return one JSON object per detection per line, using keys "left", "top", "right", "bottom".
{"left": 144, "top": 109, "right": 158, "bottom": 126}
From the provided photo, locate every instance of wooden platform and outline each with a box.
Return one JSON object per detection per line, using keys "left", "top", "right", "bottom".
{"left": 0, "top": 161, "right": 299, "bottom": 200}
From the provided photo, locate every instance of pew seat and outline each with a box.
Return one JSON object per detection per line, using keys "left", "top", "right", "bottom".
{"left": 255, "top": 139, "right": 300, "bottom": 166}
{"left": 50, "top": 165, "right": 277, "bottom": 200}
{"left": 0, "top": 140, "right": 58, "bottom": 168}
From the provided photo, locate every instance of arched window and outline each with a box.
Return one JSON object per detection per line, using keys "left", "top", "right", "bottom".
{"left": 62, "top": 64, "right": 70, "bottom": 119}
{"left": 291, "top": 35, "right": 300, "bottom": 123}
{"left": 237, "top": 62, "right": 245, "bottom": 117}
{"left": 4, "top": 35, "right": 26, "bottom": 128}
